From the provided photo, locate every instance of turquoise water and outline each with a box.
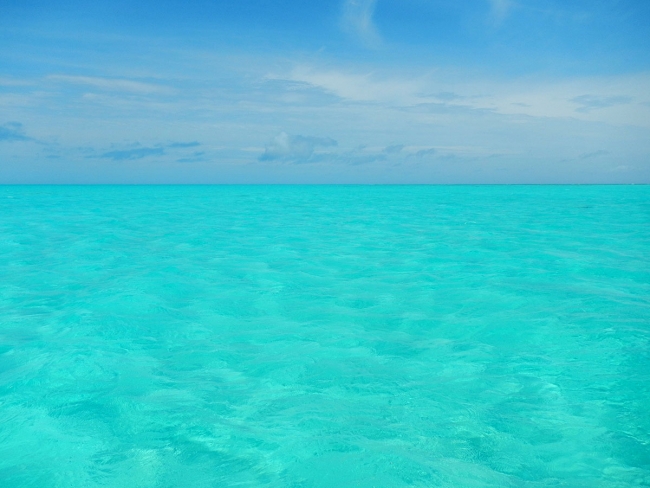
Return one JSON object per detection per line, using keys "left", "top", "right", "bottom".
{"left": 0, "top": 185, "right": 649, "bottom": 487}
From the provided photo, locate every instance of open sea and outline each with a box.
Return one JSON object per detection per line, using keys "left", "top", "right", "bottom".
{"left": 0, "top": 185, "right": 649, "bottom": 487}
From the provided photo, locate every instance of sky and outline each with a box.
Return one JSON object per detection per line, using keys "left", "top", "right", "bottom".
{"left": 1, "top": 0, "right": 649, "bottom": 183}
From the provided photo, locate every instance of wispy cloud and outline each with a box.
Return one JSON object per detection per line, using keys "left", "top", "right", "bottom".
{"left": 0, "top": 122, "right": 31, "bottom": 142}
{"left": 47, "top": 75, "right": 170, "bottom": 94}
{"left": 342, "top": 0, "right": 381, "bottom": 48}
{"left": 579, "top": 150, "right": 609, "bottom": 160}
{"left": 286, "top": 65, "right": 650, "bottom": 128}
{"left": 488, "top": 0, "right": 514, "bottom": 25}
{"left": 288, "top": 67, "right": 425, "bottom": 104}
{"left": 383, "top": 144, "right": 404, "bottom": 154}
{"left": 100, "top": 147, "right": 165, "bottom": 161}
{"left": 168, "top": 141, "right": 201, "bottom": 149}
{"left": 0, "top": 77, "right": 35, "bottom": 87}
{"left": 571, "top": 95, "right": 632, "bottom": 113}
{"left": 413, "top": 148, "right": 437, "bottom": 158}
{"left": 259, "top": 132, "right": 337, "bottom": 163}
{"left": 98, "top": 141, "right": 201, "bottom": 161}
{"left": 176, "top": 151, "right": 206, "bottom": 163}
{"left": 257, "top": 138, "right": 447, "bottom": 167}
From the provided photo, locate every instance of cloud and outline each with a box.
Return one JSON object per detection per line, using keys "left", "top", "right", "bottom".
{"left": 0, "top": 122, "right": 30, "bottom": 142}
{"left": 285, "top": 66, "right": 650, "bottom": 128}
{"left": 288, "top": 67, "right": 425, "bottom": 105}
{"left": 100, "top": 147, "right": 165, "bottom": 161}
{"left": 383, "top": 144, "right": 404, "bottom": 154}
{"left": 341, "top": 151, "right": 387, "bottom": 166}
{"left": 259, "top": 132, "right": 337, "bottom": 162}
{"left": 0, "top": 77, "right": 34, "bottom": 87}
{"left": 167, "top": 141, "right": 200, "bottom": 149}
{"left": 434, "top": 92, "right": 464, "bottom": 102}
{"left": 572, "top": 95, "right": 632, "bottom": 113}
{"left": 579, "top": 150, "right": 609, "bottom": 160}
{"left": 47, "top": 75, "right": 170, "bottom": 94}
{"left": 342, "top": 0, "right": 381, "bottom": 48}
{"left": 97, "top": 141, "right": 202, "bottom": 161}
{"left": 176, "top": 151, "right": 206, "bottom": 163}
{"left": 488, "top": 0, "right": 513, "bottom": 25}
{"left": 414, "top": 148, "right": 437, "bottom": 158}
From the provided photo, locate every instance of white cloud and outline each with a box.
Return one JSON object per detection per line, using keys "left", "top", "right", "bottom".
{"left": 487, "top": 74, "right": 650, "bottom": 127}
{"left": 341, "top": 0, "right": 381, "bottom": 48}
{"left": 285, "top": 65, "right": 650, "bottom": 128}
{"left": 46, "top": 75, "right": 171, "bottom": 94}
{"left": 287, "top": 67, "right": 426, "bottom": 105}
{"left": 488, "top": 0, "right": 513, "bottom": 25}
{"left": 0, "top": 77, "right": 35, "bottom": 87}
{"left": 259, "top": 132, "right": 337, "bottom": 162}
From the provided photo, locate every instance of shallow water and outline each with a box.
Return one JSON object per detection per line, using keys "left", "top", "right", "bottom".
{"left": 0, "top": 185, "right": 649, "bottom": 487}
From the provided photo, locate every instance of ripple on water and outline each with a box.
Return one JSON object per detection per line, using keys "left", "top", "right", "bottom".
{"left": 0, "top": 185, "right": 648, "bottom": 487}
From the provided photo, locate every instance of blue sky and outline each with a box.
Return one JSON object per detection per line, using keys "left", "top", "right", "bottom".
{"left": 1, "top": 0, "right": 649, "bottom": 183}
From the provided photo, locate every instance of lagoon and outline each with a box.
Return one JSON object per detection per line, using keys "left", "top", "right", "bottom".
{"left": 0, "top": 185, "right": 648, "bottom": 487}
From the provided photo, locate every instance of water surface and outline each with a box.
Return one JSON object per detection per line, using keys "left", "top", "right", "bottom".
{"left": 0, "top": 185, "right": 649, "bottom": 487}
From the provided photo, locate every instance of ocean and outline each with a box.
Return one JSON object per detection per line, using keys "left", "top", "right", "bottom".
{"left": 0, "top": 185, "right": 648, "bottom": 487}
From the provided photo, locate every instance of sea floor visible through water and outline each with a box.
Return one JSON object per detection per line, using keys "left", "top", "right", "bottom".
{"left": 0, "top": 185, "right": 649, "bottom": 487}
